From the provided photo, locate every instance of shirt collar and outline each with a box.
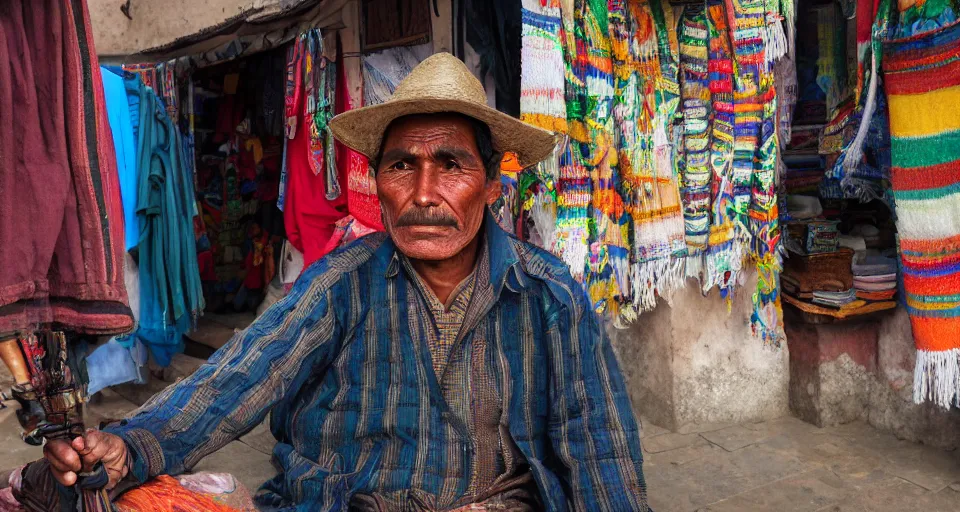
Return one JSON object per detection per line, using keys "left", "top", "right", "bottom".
{"left": 383, "top": 210, "right": 530, "bottom": 295}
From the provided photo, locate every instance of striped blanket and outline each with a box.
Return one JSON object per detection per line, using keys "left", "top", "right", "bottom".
{"left": 883, "top": 19, "right": 960, "bottom": 408}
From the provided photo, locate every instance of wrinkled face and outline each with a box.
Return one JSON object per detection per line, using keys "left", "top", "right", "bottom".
{"left": 376, "top": 114, "right": 500, "bottom": 261}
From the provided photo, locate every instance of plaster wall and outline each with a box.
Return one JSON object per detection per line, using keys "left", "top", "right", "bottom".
{"left": 870, "top": 308, "right": 960, "bottom": 449}
{"left": 611, "top": 274, "right": 790, "bottom": 431}
{"left": 87, "top": 0, "right": 287, "bottom": 57}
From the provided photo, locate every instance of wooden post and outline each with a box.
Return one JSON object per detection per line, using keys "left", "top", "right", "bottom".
{"left": 432, "top": 0, "right": 453, "bottom": 54}
{"left": 339, "top": 0, "right": 363, "bottom": 108}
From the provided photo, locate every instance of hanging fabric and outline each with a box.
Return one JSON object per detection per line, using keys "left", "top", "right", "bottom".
{"left": 0, "top": 0, "right": 133, "bottom": 337}
{"left": 883, "top": 17, "right": 960, "bottom": 408}
{"left": 611, "top": 0, "right": 687, "bottom": 317}
{"left": 126, "top": 73, "right": 205, "bottom": 365}
{"left": 678, "top": 5, "right": 713, "bottom": 280}
{"left": 517, "top": 0, "right": 567, "bottom": 255}
{"left": 520, "top": 0, "right": 568, "bottom": 133}
{"left": 282, "top": 31, "right": 350, "bottom": 269}
{"left": 703, "top": 0, "right": 741, "bottom": 296}
{"left": 724, "top": 0, "right": 784, "bottom": 344}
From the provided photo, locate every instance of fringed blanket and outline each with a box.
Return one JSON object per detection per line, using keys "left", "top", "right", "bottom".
{"left": 613, "top": 0, "right": 686, "bottom": 317}
{"left": 704, "top": 0, "right": 741, "bottom": 295}
{"left": 679, "top": 6, "right": 714, "bottom": 276}
{"left": 580, "top": 0, "right": 628, "bottom": 316}
{"left": 727, "top": 0, "right": 785, "bottom": 344}
{"left": 883, "top": 19, "right": 960, "bottom": 408}
{"left": 521, "top": 0, "right": 568, "bottom": 133}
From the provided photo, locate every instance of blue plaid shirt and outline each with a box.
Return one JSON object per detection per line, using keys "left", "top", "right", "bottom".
{"left": 106, "top": 216, "right": 649, "bottom": 511}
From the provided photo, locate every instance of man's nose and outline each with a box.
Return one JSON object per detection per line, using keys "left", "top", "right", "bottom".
{"left": 412, "top": 165, "right": 442, "bottom": 207}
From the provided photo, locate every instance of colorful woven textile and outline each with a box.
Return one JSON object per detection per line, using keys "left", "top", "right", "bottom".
{"left": 704, "top": 0, "right": 741, "bottom": 294}
{"left": 581, "top": 0, "right": 629, "bottom": 316}
{"left": 612, "top": 0, "right": 686, "bottom": 315}
{"left": 519, "top": 0, "right": 566, "bottom": 251}
{"left": 554, "top": 0, "right": 593, "bottom": 282}
{"left": 727, "top": 0, "right": 784, "bottom": 344}
{"left": 883, "top": 19, "right": 960, "bottom": 408}
{"left": 521, "top": 0, "right": 568, "bottom": 133}
{"left": 678, "top": 6, "right": 713, "bottom": 271}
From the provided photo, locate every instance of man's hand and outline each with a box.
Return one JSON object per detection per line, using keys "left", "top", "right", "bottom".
{"left": 42, "top": 430, "right": 129, "bottom": 489}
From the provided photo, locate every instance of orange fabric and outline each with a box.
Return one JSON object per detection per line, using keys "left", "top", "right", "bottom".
{"left": 113, "top": 476, "right": 240, "bottom": 512}
{"left": 903, "top": 273, "right": 960, "bottom": 296}
{"left": 910, "top": 316, "right": 960, "bottom": 352}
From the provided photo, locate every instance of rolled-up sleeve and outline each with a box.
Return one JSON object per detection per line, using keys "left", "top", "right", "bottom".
{"left": 104, "top": 262, "right": 344, "bottom": 483}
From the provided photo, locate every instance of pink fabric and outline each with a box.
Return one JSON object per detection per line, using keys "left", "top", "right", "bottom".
{"left": 282, "top": 56, "right": 348, "bottom": 269}
{"left": 0, "top": 0, "right": 132, "bottom": 336}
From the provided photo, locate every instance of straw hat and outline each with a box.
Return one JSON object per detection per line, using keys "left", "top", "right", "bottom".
{"left": 329, "top": 52, "right": 559, "bottom": 169}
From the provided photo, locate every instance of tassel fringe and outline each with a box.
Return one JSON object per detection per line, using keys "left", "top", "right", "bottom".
{"left": 631, "top": 256, "right": 687, "bottom": 312}
{"left": 913, "top": 348, "right": 960, "bottom": 409}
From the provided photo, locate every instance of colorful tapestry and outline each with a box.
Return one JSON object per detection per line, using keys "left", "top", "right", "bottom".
{"left": 727, "top": 0, "right": 784, "bottom": 344}
{"left": 521, "top": 0, "right": 568, "bottom": 133}
{"left": 678, "top": 5, "right": 714, "bottom": 277}
{"left": 883, "top": 18, "right": 960, "bottom": 408}
{"left": 703, "top": 0, "right": 741, "bottom": 295}
{"left": 519, "top": 0, "right": 566, "bottom": 251}
{"left": 554, "top": 0, "right": 592, "bottom": 282}
{"left": 612, "top": 0, "right": 686, "bottom": 316}
{"left": 581, "top": 0, "right": 628, "bottom": 316}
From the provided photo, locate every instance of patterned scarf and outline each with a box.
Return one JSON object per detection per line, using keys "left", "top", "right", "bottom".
{"left": 726, "top": 0, "right": 784, "bottom": 344}
{"left": 703, "top": 0, "right": 741, "bottom": 295}
{"left": 580, "top": 0, "right": 628, "bottom": 316}
{"left": 883, "top": 16, "right": 960, "bottom": 408}
{"left": 554, "top": 0, "right": 592, "bottom": 283}
{"left": 678, "top": 5, "right": 713, "bottom": 279}
{"left": 612, "top": 0, "right": 687, "bottom": 317}
{"left": 521, "top": 0, "right": 568, "bottom": 133}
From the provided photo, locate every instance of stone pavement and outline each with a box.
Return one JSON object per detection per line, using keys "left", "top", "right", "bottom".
{"left": 2, "top": 363, "right": 958, "bottom": 511}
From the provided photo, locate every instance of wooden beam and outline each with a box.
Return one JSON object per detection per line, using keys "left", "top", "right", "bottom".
{"left": 432, "top": 0, "right": 453, "bottom": 54}
{"left": 338, "top": 0, "right": 363, "bottom": 107}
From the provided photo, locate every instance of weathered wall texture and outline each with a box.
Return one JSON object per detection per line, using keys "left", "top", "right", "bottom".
{"left": 87, "top": 0, "right": 287, "bottom": 57}
{"left": 610, "top": 274, "right": 791, "bottom": 431}
{"left": 783, "top": 307, "right": 959, "bottom": 449}
{"left": 871, "top": 308, "right": 960, "bottom": 449}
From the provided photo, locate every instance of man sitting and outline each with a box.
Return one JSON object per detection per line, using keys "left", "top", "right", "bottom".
{"left": 35, "top": 53, "right": 649, "bottom": 511}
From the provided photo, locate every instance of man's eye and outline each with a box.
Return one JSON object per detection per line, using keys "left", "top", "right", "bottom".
{"left": 444, "top": 160, "right": 461, "bottom": 170}
{"left": 390, "top": 162, "right": 411, "bottom": 171}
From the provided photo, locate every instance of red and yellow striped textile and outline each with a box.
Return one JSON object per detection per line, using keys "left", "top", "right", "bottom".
{"left": 882, "top": 19, "right": 960, "bottom": 408}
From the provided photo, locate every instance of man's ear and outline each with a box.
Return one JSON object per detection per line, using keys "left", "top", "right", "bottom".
{"left": 485, "top": 176, "right": 502, "bottom": 205}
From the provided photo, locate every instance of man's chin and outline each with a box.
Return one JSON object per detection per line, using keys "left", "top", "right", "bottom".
{"left": 396, "top": 242, "right": 462, "bottom": 261}
{"left": 392, "top": 235, "right": 468, "bottom": 261}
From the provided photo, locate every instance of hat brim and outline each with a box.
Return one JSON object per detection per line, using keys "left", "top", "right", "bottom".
{"left": 329, "top": 98, "right": 560, "bottom": 169}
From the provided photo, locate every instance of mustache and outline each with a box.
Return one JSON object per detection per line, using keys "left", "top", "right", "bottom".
{"left": 394, "top": 207, "right": 460, "bottom": 229}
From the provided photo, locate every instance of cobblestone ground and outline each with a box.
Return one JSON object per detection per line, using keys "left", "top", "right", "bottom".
{"left": 2, "top": 358, "right": 958, "bottom": 511}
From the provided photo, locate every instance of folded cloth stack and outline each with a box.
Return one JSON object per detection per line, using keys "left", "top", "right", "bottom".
{"left": 852, "top": 250, "right": 898, "bottom": 301}
{"left": 812, "top": 288, "right": 858, "bottom": 308}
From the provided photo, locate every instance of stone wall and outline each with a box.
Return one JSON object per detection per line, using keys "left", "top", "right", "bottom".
{"left": 610, "top": 274, "right": 791, "bottom": 432}
{"left": 871, "top": 309, "right": 960, "bottom": 449}
{"left": 784, "top": 307, "right": 960, "bottom": 449}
